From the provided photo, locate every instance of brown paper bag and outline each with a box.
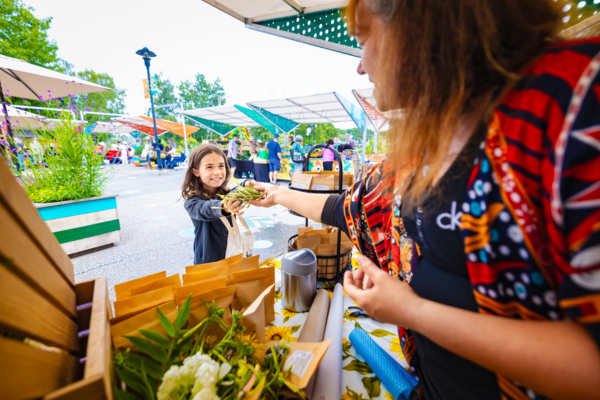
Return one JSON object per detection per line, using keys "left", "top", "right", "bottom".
{"left": 298, "top": 226, "right": 313, "bottom": 235}
{"left": 225, "top": 253, "right": 244, "bottom": 265}
{"left": 242, "top": 284, "right": 275, "bottom": 343}
{"left": 175, "top": 277, "right": 227, "bottom": 306}
{"left": 329, "top": 230, "right": 352, "bottom": 245}
{"left": 129, "top": 274, "right": 181, "bottom": 297}
{"left": 113, "top": 286, "right": 174, "bottom": 319}
{"left": 227, "top": 254, "right": 259, "bottom": 283}
{"left": 291, "top": 173, "right": 313, "bottom": 189}
{"left": 272, "top": 339, "right": 331, "bottom": 395}
{"left": 296, "top": 234, "right": 321, "bottom": 254}
{"left": 304, "top": 229, "right": 328, "bottom": 236}
{"left": 230, "top": 267, "right": 276, "bottom": 324}
{"left": 188, "top": 286, "right": 238, "bottom": 337}
{"left": 111, "top": 301, "right": 177, "bottom": 350}
{"left": 182, "top": 267, "right": 227, "bottom": 286}
{"left": 186, "top": 259, "right": 227, "bottom": 274}
{"left": 114, "top": 271, "right": 167, "bottom": 300}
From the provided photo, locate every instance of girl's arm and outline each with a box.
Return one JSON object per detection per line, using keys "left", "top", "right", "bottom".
{"left": 344, "top": 257, "right": 600, "bottom": 400}
{"left": 247, "top": 181, "right": 329, "bottom": 222}
{"left": 184, "top": 197, "right": 228, "bottom": 222}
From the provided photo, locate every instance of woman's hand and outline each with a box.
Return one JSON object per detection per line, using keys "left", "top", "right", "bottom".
{"left": 224, "top": 197, "right": 245, "bottom": 215}
{"left": 344, "top": 255, "right": 425, "bottom": 328}
{"left": 247, "top": 181, "right": 281, "bottom": 208}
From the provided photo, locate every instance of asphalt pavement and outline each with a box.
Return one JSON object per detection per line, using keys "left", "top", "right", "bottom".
{"left": 72, "top": 163, "right": 318, "bottom": 301}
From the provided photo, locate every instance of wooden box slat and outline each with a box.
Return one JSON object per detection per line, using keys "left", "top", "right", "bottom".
{"left": 0, "top": 336, "right": 78, "bottom": 400}
{"left": 44, "top": 374, "right": 108, "bottom": 400}
{"left": 0, "top": 159, "right": 74, "bottom": 284}
{"left": 0, "top": 267, "right": 79, "bottom": 353}
{"left": 0, "top": 204, "right": 76, "bottom": 318}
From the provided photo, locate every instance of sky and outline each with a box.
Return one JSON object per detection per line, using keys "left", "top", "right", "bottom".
{"left": 24, "top": 0, "right": 371, "bottom": 129}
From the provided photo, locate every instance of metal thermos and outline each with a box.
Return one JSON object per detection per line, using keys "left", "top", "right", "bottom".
{"left": 281, "top": 249, "right": 318, "bottom": 312}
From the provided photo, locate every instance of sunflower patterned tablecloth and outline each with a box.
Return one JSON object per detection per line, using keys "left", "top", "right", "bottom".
{"left": 261, "top": 252, "right": 410, "bottom": 400}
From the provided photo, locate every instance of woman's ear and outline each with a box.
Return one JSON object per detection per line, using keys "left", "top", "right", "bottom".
{"left": 192, "top": 168, "right": 201, "bottom": 178}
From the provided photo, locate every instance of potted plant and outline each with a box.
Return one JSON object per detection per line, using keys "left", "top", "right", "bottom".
{"left": 11, "top": 112, "right": 120, "bottom": 255}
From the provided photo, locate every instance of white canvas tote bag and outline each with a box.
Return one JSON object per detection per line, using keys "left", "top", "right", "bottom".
{"left": 220, "top": 215, "right": 255, "bottom": 258}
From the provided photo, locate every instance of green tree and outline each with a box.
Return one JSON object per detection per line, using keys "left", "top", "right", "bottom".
{"left": 0, "top": 0, "right": 59, "bottom": 69}
{"left": 149, "top": 73, "right": 178, "bottom": 122}
{"left": 75, "top": 70, "right": 126, "bottom": 124}
{"left": 178, "top": 74, "right": 225, "bottom": 110}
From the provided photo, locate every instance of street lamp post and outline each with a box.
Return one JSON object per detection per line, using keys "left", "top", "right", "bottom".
{"left": 136, "top": 47, "right": 162, "bottom": 170}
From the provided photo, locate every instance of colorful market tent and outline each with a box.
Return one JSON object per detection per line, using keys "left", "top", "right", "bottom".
{"left": 247, "top": 106, "right": 300, "bottom": 133}
{"left": 247, "top": 92, "right": 360, "bottom": 125}
{"left": 184, "top": 115, "right": 239, "bottom": 137}
{"left": 84, "top": 121, "right": 140, "bottom": 135}
{"left": 138, "top": 116, "right": 199, "bottom": 138}
{"left": 200, "top": 1, "right": 359, "bottom": 57}
{"left": 114, "top": 116, "right": 169, "bottom": 137}
{"left": 182, "top": 105, "right": 259, "bottom": 127}
{"left": 352, "top": 88, "right": 388, "bottom": 132}
{"left": 234, "top": 105, "right": 280, "bottom": 135}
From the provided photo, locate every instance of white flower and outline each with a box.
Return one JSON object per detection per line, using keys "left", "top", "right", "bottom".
{"left": 157, "top": 352, "right": 221, "bottom": 400}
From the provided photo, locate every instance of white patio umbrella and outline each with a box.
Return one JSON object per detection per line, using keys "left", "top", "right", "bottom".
{"left": 0, "top": 105, "right": 47, "bottom": 131}
{"left": 0, "top": 54, "right": 110, "bottom": 137}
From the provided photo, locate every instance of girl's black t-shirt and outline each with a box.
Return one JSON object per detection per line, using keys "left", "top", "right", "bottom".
{"left": 401, "top": 129, "right": 501, "bottom": 400}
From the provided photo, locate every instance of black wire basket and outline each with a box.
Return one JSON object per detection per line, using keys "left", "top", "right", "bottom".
{"left": 287, "top": 234, "right": 353, "bottom": 282}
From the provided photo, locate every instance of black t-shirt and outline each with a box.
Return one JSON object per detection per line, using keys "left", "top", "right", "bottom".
{"left": 401, "top": 129, "right": 500, "bottom": 400}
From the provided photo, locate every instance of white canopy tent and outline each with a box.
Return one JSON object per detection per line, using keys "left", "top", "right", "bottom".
{"left": 248, "top": 92, "right": 356, "bottom": 125}
{"left": 86, "top": 121, "right": 137, "bottom": 135}
{"left": 1, "top": 106, "right": 48, "bottom": 131}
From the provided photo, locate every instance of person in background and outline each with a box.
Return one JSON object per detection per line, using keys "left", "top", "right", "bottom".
{"left": 227, "top": 133, "right": 240, "bottom": 178}
{"left": 291, "top": 135, "right": 305, "bottom": 173}
{"left": 323, "top": 139, "right": 335, "bottom": 171}
{"left": 141, "top": 137, "right": 153, "bottom": 165}
{"left": 29, "top": 136, "right": 43, "bottom": 165}
{"left": 287, "top": 135, "right": 294, "bottom": 148}
{"left": 182, "top": 145, "right": 244, "bottom": 264}
{"left": 119, "top": 141, "right": 129, "bottom": 165}
{"left": 266, "top": 133, "right": 282, "bottom": 184}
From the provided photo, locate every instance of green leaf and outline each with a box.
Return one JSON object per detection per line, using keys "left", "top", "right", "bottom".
{"left": 175, "top": 294, "right": 192, "bottom": 331}
{"left": 342, "top": 360, "right": 373, "bottom": 375}
{"left": 368, "top": 329, "right": 395, "bottom": 338}
{"left": 124, "top": 353, "right": 162, "bottom": 380}
{"left": 140, "top": 359, "right": 156, "bottom": 400}
{"left": 124, "top": 336, "right": 167, "bottom": 364}
{"left": 289, "top": 325, "right": 302, "bottom": 334}
{"left": 115, "top": 365, "right": 149, "bottom": 398}
{"left": 362, "top": 376, "right": 381, "bottom": 399}
{"left": 157, "top": 308, "right": 175, "bottom": 337}
{"left": 343, "top": 386, "right": 365, "bottom": 400}
{"left": 354, "top": 321, "right": 363, "bottom": 330}
{"left": 114, "top": 385, "right": 141, "bottom": 400}
{"left": 139, "top": 329, "right": 171, "bottom": 349}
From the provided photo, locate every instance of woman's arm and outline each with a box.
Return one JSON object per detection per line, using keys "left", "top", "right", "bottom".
{"left": 344, "top": 256, "right": 600, "bottom": 400}
{"left": 247, "top": 181, "right": 329, "bottom": 222}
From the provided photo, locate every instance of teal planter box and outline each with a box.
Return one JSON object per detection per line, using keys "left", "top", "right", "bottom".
{"left": 35, "top": 195, "right": 121, "bottom": 255}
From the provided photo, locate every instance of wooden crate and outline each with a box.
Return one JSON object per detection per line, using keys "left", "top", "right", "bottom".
{"left": 0, "top": 159, "right": 113, "bottom": 400}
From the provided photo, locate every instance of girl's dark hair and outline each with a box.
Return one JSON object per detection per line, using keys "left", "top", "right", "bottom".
{"left": 327, "top": 139, "right": 334, "bottom": 146}
{"left": 345, "top": 0, "right": 562, "bottom": 205}
{"left": 181, "top": 144, "right": 231, "bottom": 201}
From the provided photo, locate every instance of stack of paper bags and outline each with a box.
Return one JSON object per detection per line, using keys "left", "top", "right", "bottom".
{"left": 110, "top": 253, "right": 277, "bottom": 350}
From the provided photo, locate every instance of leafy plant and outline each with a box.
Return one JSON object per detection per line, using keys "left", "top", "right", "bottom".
{"left": 113, "top": 295, "right": 302, "bottom": 400}
{"left": 11, "top": 111, "right": 113, "bottom": 203}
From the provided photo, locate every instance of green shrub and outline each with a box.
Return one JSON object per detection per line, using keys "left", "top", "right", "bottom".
{"left": 13, "top": 112, "right": 113, "bottom": 203}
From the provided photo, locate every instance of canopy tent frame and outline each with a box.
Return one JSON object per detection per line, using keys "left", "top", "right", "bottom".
{"left": 201, "top": 0, "right": 360, "bottom": 57}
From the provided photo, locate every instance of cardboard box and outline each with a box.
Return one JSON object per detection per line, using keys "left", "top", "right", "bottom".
{"left": 291, "top": 173, "right": 313, "bottom": 189}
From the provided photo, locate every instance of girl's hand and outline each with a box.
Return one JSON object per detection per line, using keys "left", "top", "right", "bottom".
{"left": 247, "top": 181, "right": 280, "bottom": 208}
{"left": 344, "top": 255, "right": 425, "bottom": 328}
{"left": 224, "top": 197, "right": 245, "bottom": 215}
